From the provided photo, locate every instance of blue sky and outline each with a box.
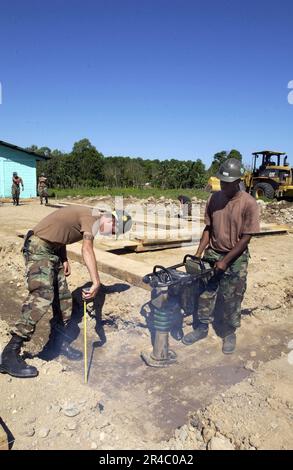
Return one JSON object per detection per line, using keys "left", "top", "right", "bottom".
{"left": 0, "top": 0, "right": 292, "bottom": 167}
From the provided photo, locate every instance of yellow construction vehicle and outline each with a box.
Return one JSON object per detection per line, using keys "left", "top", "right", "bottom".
{"left": 207, "top": 151, "right": 293, "bottom": 200}
{"left": 206, "top": 176, "right": 221, "bottom": 193}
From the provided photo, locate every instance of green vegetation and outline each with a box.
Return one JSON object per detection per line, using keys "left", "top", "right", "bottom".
{"left": 48, "top": 187, "right": 210, "bottom": 200}
{"left": 30, "top": 138, "right": 242, "bottom": 192}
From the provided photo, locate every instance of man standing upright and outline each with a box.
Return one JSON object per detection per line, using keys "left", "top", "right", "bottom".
{"left": 182, "top": 158, "right": 260, "bottom": 354}
{"left": 38, "top": 172, "right": 49, "bottom": 205}
{"left": 12, "top": 172, "right": 24, "bottom": 205}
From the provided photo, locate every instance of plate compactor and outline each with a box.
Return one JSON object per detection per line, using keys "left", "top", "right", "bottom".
{"left": 141, "top": 255, "right": 214, "bottom": 368}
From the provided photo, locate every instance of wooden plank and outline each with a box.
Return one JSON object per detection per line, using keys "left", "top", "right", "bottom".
{"left": 16, "top": 229, "right": 196, "bottom": 254}
{"left": 45, "top": 202, "right": 67, "bottom": 209}
{"left": 253, "top": 230, "right": 288, "bottom": 236}
{"left": 67, "top": 243, "right": 152, "bottom": 290}
{"left": 134, "top": 240, "right": 197, "bottom": 252}
{"left": 131, "top": 229, "right": 197, "bottom": 239}
{"left": 132, "top": 218, "right": 181, "bottom": 231}
{"left": 16, "top": 232, "right": 152, "bottom": 289}
{"left": 139, "top": 236, "right": 192, "bottom": 246}
{"left": 99, "top": 237, "right": 200, "bottom": 253}
{"left": 254, "top": 223, "right": 289, "bottom": 236}
{"left": 46, "top": 201, "right": 97, "bottom": 210}
{"left": 97, "top": 238, "right": 139, "bottom": 251}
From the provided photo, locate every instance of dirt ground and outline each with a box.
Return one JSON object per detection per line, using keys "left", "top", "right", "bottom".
{"left": 0, "top": 199, "right": 292, "bottom": 450}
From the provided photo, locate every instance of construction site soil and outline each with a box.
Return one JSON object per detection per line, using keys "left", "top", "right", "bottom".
{"left": 0, "top": 198, "right": 292, "bottom": 450}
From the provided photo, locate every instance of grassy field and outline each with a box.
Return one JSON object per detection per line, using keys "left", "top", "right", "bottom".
{"left": 48, "top": 187, "right": 210, "bottom": 200}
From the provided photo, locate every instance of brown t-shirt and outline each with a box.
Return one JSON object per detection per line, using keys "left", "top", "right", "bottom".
{"left": 33, "top": 206, "right": 100, "bottom": 245}
{"left": 204, "top": 191, "right": 260, "bottom": 253}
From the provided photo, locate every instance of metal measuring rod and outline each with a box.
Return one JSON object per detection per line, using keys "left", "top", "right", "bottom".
{"left": 82, "top": 286, "right": 92, "bottom": 384}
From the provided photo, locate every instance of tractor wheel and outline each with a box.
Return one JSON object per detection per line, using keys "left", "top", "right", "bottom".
{"left": 252, "top": 183, "right": 275, "bottom": 199}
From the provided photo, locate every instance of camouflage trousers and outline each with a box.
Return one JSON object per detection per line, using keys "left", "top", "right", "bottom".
{"left": 11, "top": 184, "right": 20, "bottom": 199}
{"left": 12, "top": 235, "right": 72, "bottom": 341}
{"left": 39, "top": 186, "right": 48, "bottom": 198}
{"left": 198, "top": 247, "right": 249, "bottom": 331}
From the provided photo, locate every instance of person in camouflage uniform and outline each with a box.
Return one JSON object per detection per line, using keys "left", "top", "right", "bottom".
{"left": 11, "top": 172, "right": 24, "bottom": 206}
{"left": 178, "top": 195, "right": 192, "bottom": 218}
{"left": 38, "top": 173, "right": 49, "bottom": 205}
{"left": 12, "top": 234, "right": 72, "bottom": 341}
{"left": 182, "top": 158, "right": 260, "bottom": 354}
{"left": 0, "top": 207, "right": 132, "bottom": 378}
{"left": 196, "top": 247, "right": 249, "bottom": 330}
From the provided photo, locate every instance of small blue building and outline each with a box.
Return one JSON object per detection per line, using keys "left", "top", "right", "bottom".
{"left": 0, "top": 140, "right": 49, "bottom": 199}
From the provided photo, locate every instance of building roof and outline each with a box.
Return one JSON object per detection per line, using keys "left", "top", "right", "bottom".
{"left": 0, "top": 140, "right": 50, "bottom": 160}
{"left": 252, "top": 150, "right": 286, "bottom": 156}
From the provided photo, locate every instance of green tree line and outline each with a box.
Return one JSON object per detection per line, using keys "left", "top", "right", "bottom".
{"left": 30, "top": 139, "right": 242, "bottom": 190}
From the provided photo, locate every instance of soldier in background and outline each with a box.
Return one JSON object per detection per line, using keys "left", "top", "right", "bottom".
{"left": 12, "top": 172, "right": 24, "bottom": 206}
{"left": 177, "top": 195, "right": 192, "bottom": 218}
{"left": 38, "top": 173, "right": 49, "bottom": 205}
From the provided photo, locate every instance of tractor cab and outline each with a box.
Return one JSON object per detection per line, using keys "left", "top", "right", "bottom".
{"left": 247, "top": 150, "right": 293, "bottom": 199}
{"left": 252, "top": 151, "right": 289, "bottom": 178}
{"left": 207, "top": 150, "right": 293, "bottom": 200}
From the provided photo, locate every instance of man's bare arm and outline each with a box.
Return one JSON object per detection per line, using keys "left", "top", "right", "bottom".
{"left": 195, "top": 225, "right": 211, "bottom": 257}
{"left": 82, "top": 234, "right": 101, "bottom": 298}
{"left": 215, "top": 234, "right": 252, "bottom": 272}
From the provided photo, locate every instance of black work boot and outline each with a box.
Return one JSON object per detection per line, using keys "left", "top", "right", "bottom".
{"left": 222, "top": 333, "right": 236, "bottom": 354}
{"left": 59, "top": 340, "right": 83, "bottom": 361}
{"left": 54, "top": 326, "right": 83, "bottom": 361}
{"left": 39, "top": 327, "right": 83, "bottom": 361}
{"left": 0, "top": 335, "right": 38, "bottom": 378}
{"left": 170, "top": 326, "right": 184, "bottom": 341}
{"left": 182, "top": 323, "right": 209, "bottom": 345}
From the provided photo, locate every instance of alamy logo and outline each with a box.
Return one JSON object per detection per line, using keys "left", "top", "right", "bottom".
{"left": 91, "top": 197, "right": 201, "bottom": 241}
{"left": 288, "top": 81, "right": 293, "bottom": 104}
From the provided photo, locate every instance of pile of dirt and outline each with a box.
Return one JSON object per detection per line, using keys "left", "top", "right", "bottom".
{"left": 61, "top": 195, "right": 293, "bottom": 226}
{"left": 0, "top": 319, "right": 10, "bottom": 345}
{"left": 0, "top": 239, "right": 24, "bottom": 271}
{"left": 0, "top": 240, "right": 27, "bottom": 302}
{"left": 258, "top": 200, "right": 293, "bottom": 226}
{"left": 243, "top": 276, "right": 293, "bottom": 325}
{"left": 164, "top": 355, "right": 293, "bottom": 450}
{"left": 59, "top": 196, "right": 205, "bottom": 219}
{"left": 62, "top": 195, "right": 204, "bottom": 207}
